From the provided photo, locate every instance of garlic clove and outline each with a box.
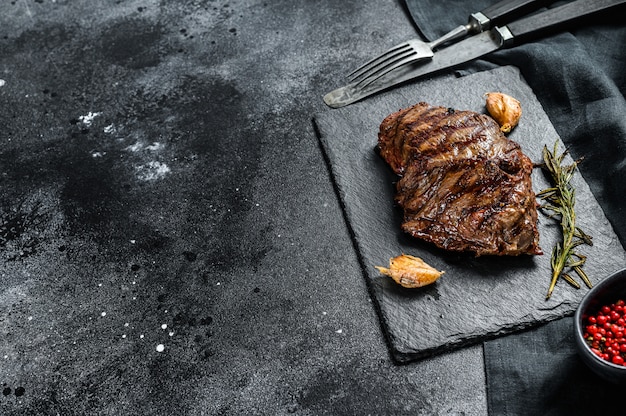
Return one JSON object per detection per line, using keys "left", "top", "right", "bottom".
{"left": 485, "top": 92, "right": 522, "bottom": 133}
{"left": 375, "top": 254, "right": 444, "bottom": 288}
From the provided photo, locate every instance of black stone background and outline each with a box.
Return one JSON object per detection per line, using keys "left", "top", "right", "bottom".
{"left": 0, "top": 1, "right": 488, "bottom": 415}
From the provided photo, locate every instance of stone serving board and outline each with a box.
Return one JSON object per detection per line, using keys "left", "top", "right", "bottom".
{"left": 314, "top": 66, "right": 626, "bottom": 363}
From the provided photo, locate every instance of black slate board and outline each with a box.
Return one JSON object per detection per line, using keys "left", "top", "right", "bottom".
{"left": 314, "top": 66, "right": 626, "bottom": 363}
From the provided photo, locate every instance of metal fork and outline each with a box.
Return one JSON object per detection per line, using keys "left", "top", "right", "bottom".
{"left": 347, "top": 0, "right": 551, "bottom": 89}
{"left": 347, "top": 25, "right": 472, "bottom": 89}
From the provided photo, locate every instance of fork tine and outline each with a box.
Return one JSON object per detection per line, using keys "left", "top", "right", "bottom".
{"left": 347, "top": 42, "right": 412, "bottom": 81}
{"left": 353, "top": 51, "right": 419, "bottom": 89}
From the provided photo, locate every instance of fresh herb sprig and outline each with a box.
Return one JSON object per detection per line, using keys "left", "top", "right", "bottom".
{"left": 537, "top": 142, "right": 593, "bottom": 300}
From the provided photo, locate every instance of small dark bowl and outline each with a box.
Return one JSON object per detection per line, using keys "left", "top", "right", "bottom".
{"left": 574, "top": 268, "right": 626, "bottom": 384}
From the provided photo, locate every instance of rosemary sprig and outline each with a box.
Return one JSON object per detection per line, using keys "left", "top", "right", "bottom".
{"left": 537, "top": 142, "right": 593, "bottom": 300}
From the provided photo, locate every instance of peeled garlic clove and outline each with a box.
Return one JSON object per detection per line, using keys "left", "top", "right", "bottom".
{"left": 375, "top": 254, "right": 444, "bottom": 288}
{"left": 485, "top": 92, "right": 522, "bottom": 133}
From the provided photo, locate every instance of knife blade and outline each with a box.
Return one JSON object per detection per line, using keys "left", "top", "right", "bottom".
{"left": 324, "top": 0, "right": 626, "bottom": 108}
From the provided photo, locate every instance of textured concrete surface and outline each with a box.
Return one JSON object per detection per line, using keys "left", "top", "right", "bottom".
{"left": 0, "top": 1, "right": 487, "bottom": 415}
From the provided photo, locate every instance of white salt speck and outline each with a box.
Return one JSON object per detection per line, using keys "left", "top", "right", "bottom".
{"left": 0, "top": 80, "right": 6, "bottom": 87}
{"left": 124, "top": 323, "right": 129, "bottom": 327}
{"left": 335, "top": 329, "right": 343, "bottom": 334}
{"left": 98, "top": 283, "right": 102, "bottom": 287}
{"left": 91, "top": 151, "right": 105, "bottom": 158}
{"left": 101, "top": 312, "right": 106, "bottom": 317}
{"left": 133, "top": 297, "right": 137, "bottom": 300}
{"left": 146, "top": 142, "right": 164, "bottom": 151}
{"left": 27, "top": 316, "right": 33, "bottom": 321}
{"left": 322, "top": 312, "right": 327, "bottom": 316}
{"left": 140, "top": 334, "right": 144, "bottom": 339}
{"left": 169, "top": 331, "right": 174, "bottom": 337}
{"left": 103, "top": 124, "right": 115, "bottom": 134}
{"left": 161, "top": 324, "right": 168, "bottom": 330}
{"left": 3, "top": 355, "right": 7, "bottom": 359}
{"left": 135, "top": 161, "right": 170, "bottom": 181}
{"left": 125, "top": 142, "right": 143, "bottom": 152}
{"left": 122, "top": 334, "right": 127, "bottom": 339}
{"left": 78, "top": 112, "right": 101, "bottom": 126}
{"left": 130, "top": 239, "right": 136, "bottom": 244}
{"left": 156, "top": 344, "right": 165, "bottom": 352}
{"left": 216, "top": 282, "right": 221, "bottom": 286}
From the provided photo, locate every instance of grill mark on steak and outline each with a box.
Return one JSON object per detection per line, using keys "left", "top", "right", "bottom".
{"left": 378, "top": 102, "right": 541, "bottom": 256}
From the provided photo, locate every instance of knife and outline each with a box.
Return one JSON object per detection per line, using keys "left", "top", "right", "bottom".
{"left": 402, "top": 0, "right": 555, "bottom": 54}
{"left": 324, "top": 0, "right": 626, "bottom": 108}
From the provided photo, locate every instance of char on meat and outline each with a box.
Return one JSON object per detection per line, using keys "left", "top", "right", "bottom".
{"left": 378, "top": 102, "right": 541, "bottom": 256}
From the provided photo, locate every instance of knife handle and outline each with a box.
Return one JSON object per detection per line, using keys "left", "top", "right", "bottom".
{"left": 479, "top": 0, "right": 553, "bottom": 30}
{"left": 432, "top": 0, "right": 554, "bottom": 50}
{"left": 505, "top": 0, "right": 626, "bottom": 44}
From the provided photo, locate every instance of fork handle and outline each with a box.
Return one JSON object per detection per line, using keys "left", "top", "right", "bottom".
{"left": 479, "top": 0, "right": 554, "bottom": 30}
{"left": 504, "top": 0, "right": 626, "bottom": 44}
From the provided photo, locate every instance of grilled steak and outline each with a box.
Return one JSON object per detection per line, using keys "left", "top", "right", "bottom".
{"left": 378, "top": 102, "right": 541, "bottom": 256}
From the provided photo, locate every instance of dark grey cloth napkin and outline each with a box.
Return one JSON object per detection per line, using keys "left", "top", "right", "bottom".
{"left": 485, "top": 317, "right": 624, "bottom": 415}
{"left": 403, "top": 1, "right": 626, "bottom": 414}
